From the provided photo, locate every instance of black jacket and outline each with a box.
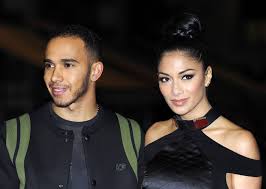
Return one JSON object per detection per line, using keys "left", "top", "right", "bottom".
{"left": 0, "top": 103, "right": 144, "bottom": 189}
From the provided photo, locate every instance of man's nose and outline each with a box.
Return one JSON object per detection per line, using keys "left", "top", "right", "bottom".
{"left": 51, "top": 67, "right": 63, "bottom": 83}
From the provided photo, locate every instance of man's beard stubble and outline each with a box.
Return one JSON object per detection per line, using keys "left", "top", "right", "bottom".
{"left": 52, "top": 69, "right": 90, "bottom": 108}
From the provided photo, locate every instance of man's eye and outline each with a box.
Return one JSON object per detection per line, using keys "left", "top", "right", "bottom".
{"left": 44, "top": 63, "right": 54, "bottom": 69}
{"left": 182, "top": 74, "right": 194, "bottom": 80}
{"left": 64, "top": 63, "right": 74, "bottom": 68}
{"left": 158, "top": 77, "right": 169, "bottom": 83}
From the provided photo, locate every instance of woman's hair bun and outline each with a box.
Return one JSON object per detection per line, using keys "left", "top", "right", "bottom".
{"left": 162, "top": 13, "right": 202, "bottom": 42}
{"left": 158, "top": 13, "right": 207, "bottom": 67}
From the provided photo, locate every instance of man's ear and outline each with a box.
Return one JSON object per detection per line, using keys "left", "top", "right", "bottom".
{"left": 204, "top": 66, "right": 212, "bottom": 87}
{"left": 90, "top": 61, "right": 104, "bottom": 82}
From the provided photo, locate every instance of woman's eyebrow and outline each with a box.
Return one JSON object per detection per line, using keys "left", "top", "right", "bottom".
{"left": 178, "top": 69, "right": 195, "bottom": 75}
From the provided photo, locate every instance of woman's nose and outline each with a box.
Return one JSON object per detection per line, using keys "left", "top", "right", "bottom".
{"left": 172, "top": 81, "right": 183, "bottom": 96}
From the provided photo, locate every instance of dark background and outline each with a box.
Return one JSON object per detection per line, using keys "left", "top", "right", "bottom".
{"left": 0, "top": 0, "right": 265, "bottom": 187}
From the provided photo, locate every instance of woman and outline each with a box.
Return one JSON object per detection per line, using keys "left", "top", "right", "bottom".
{"left": 142, "top": 13, "right": 262, "bottom": 189}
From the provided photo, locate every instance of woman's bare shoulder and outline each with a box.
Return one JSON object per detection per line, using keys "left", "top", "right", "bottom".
{"left": 227, "top": 125, "right": 260, "bottom": 160}
{"left": 145, "top": 119, "right": 176, "bottom": 146}
{"left": 211, "top": 117, "right": 260, "bottom": 160}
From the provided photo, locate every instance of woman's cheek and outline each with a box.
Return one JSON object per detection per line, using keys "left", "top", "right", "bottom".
{"left": 187, "top": 78, "right": 205, "bottom": 99}
{"left": 159, "top": 84, "right": 171, "bottom": 99}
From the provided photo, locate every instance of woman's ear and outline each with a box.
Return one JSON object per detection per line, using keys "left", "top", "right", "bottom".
{"left": 90, "top": 61, "right": 104, "bottom": 82}
{"left": 204, "top": 66, "right": 212, "bottom": 87}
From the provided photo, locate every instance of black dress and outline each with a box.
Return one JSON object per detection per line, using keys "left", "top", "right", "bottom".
{"left": 142, "top": 109, "right": 262, "bottom": 189}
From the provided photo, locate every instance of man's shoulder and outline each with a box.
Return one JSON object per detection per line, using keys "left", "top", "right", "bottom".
{"left": 108, "top": 109, "right": 139, "bottom": 125}
{"left": 2, "top": 102, "right": 50, "bottom": 126}
{"left": 30, "top": 102, "right": 51, "bottom": 117}
{"left": 98, "top": 106, "right": 131, "bottom": 124}
{"left": 98, "top": 106, "right": 141, "bottom": 132}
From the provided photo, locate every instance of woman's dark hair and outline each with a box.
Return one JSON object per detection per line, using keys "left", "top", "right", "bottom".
{"left": 159, "top": 13, "right": 207, "bottom": 70}
{"left": 48, "top": 25, "right": 102, "bottom": 61}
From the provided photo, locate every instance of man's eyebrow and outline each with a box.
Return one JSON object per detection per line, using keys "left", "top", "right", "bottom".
{"left": 43, "top": 58, "right": 52, "bottom": 63}
{"left": 61, "top": 58, "right": 79, "bottom": 63}
{"left": 43, "top": 58, "right": 79, "bottom": 64}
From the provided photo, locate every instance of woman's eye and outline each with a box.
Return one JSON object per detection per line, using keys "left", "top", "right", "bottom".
{"left": 158, "top": 77, "right": 169, "bottom": 83}
{"left": 182, "top": 74, "right": 194, "bottom": 80}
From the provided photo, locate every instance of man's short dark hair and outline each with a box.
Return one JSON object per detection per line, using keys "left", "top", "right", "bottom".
{"left": 49, "top": 25, "right": 102, "bottom": 61}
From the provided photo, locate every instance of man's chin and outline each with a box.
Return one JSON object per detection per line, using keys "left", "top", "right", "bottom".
{"left": 52, "top": 100, "right": 72, "bottom": 108}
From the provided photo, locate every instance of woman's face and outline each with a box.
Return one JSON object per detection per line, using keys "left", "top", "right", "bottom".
{"left": 158, "top": 51, "right": 212, "bottom": 119}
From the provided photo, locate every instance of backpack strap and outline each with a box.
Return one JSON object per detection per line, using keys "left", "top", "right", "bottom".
{"left": 5, "top": 113, "right": 31, "bottom": 189}
{"left": 116, "top": 113, "right": 141, "bottom": 181}
{"left": 127, "top": 118, "right": 141, "bottom": 157}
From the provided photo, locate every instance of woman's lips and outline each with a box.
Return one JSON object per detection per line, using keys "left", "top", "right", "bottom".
{"left": 171, "top": 98, "right": 189, "bottom": 106}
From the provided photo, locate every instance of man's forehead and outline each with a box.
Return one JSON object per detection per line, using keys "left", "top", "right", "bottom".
{"left": 48, "top": 36, "right": 85, "bottom": 47}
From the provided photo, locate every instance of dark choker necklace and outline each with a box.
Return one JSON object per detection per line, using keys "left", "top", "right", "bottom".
{"left": 173, "top": 108, "right": 220, "bottom": 130}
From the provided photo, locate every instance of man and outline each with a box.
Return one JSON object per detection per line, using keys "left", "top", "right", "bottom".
{"left": 0, "top": 25, "right": 143, "bottom": 189}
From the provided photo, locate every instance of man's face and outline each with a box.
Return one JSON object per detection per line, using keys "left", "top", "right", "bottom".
{"left": 43, "top": 36, "right": 92, "bottom": 107}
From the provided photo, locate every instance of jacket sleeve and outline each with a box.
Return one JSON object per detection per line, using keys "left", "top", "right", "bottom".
{"left": 0, "top": 123, "right": 20, "bottom": 189}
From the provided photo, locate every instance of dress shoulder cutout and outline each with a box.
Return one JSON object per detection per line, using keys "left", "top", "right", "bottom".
{"left": 197, "top": 130, "right": 262, "bottom": 176}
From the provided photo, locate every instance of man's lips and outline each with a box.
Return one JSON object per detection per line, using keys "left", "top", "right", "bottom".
{"left": 171, "top": 98, "right": 189, "bottom": 106}
{"left": 49, "top": 85, "right": 67, "bottom": 96}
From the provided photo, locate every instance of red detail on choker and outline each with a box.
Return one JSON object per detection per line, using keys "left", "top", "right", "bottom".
{"left": 193, "top": 118, "right": 208, "bottom": 129}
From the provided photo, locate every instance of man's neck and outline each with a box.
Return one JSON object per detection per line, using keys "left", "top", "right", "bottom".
{"left": 52, "top": 100, "right": 98, "bottom": 122}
